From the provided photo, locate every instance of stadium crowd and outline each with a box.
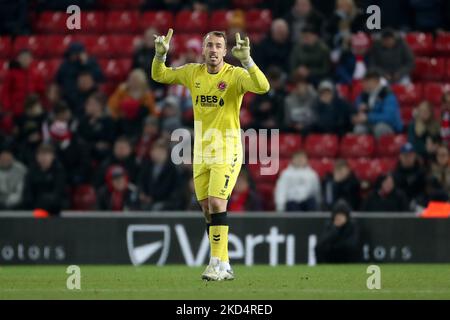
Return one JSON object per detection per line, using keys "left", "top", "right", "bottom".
{"left": 1, "top": 0, "right": 450, "bottom": 214}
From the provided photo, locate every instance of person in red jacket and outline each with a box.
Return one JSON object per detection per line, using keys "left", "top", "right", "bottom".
{"left": 0, "top": 49, "right": 45, "bottom": 118}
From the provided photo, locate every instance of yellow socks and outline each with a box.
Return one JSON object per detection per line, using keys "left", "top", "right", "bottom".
{"left": 209, "top": 212, "right": 229, "bottom": 262}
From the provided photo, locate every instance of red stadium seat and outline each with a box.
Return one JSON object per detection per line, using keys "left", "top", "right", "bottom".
{"left": 110, "top": 35, "right": 141, "bottom": 58}
{"left": 435, "top": 32, "right": 450, "bottom": 56}
{"left": 423, "top": 82, "right": 450, "bottom": 105}
{"left": 413, "top": 57, "right": 446, "bottom": 81}
{"left": 105, "top": 11, "right": 140, "bottom": 33}
{"left": 336, "top": 84, "right": 351, "bottom": 101}
{"left": 171, "top": 34, "right": 203, "bottom": 57}
{"left": 446, "top": 59, "right": 450, "bottom": 81}
{"left": 209, "top": 10, "right": 233, "bottom": 31}
{"left": 98, "top": 0, "right": 143, "bottom": 10}
{"left": 175, "top": 10, "right": 208, "bottom": 34}
{"left": 245, "top": 9, "right": 272, "bottom": 33}
{"left": 248, "top": 32, "right": 266, "bottom": 45}
{"left": 304, "top": 134, "right": 339, "bottom": 158}
{"left": 340, "top": 134, "right": 375, "bottom": 158}
{"left": 309, "top": 158, "right": 335, "bottom": 179}
{"left": 35, "top": 59, "right": 62, "bottom": 83}
{"left": 391, "top": 83, "right": 423, "bottom": 106}
{"left": 240, "top": 107, "right": 253, "bottom": 128}
{"left": 0, "top": 59, "right": 8, "bottom": 81}
{"left": 400, "top": 105, "right": 414, "bottom": 126}
{"left": 100, "top": 81, "right": 119, "bottom": 96}
{"left": 348, "top": 158, "right": 391, "bottom": 183}
{"left": 256, "top": 183, "right": 275, "bottom": 211}
{"left": 247, "top": 163, "right": 278, "bottom": 184}
{"left": 0, "top": 37, "right": 12, "bottom": 59}
{"left": 404, "top": 32, "right": 434, "bottom": 56}
{"left": 376, "top": 134, "right": 407, "bottom": 157}
{"left": 242, "top": 92, "right": 256, "bottom": 109}
{"left": 36, "top": 11, "right": 67, "bottom": 33}
{"left": 71, "top": 184, "right": 97, "bottom": 211}
{"left": 77, "top": 35, "right": 112, "bottom": 58}
{"left": 99, "top": 58, "right": 131, "bottom": 82}
{"left": 278, "top": 133, "right": 302, "bottom": 158}
{"left": 140, "top": 11, "right": 174, "bottom": 33}
{"left": 45, "top": 35, "right": 77, "bottom": 58}
{"left": 13, "top": 36, "right": 48, "bottom": 58}
{"left": 80, "top": 11, "right": 105, "bottom": 33}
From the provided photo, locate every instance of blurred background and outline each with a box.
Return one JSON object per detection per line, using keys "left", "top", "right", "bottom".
{"left": 0, "top": 0, "right": 449, "bottom": 216}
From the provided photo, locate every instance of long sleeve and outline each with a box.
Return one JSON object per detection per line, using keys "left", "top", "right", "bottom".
{"left": 151, "top": 57, "right": 194, "bottom": 87}
{"left": 237, "top": 65, "right": 270, "bottom": 95}
{"left": 275, "top": 171, "right": 288, "bottom": 212}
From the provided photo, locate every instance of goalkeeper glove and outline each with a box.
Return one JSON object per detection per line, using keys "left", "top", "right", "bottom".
{"left": 232, "top": 33, "right": 254, "bottom": 68}
{"left": 154, "top": 28, "right": 173, "bottom": 60}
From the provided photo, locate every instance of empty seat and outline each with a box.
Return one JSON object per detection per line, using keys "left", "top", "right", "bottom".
{"left": 278, "top": 133, "right": 302, "bottom": 158}
{"left": 110, "top": 35, "right": 141, "bottom": 58}
{"left": 247, "top": 163, "right": 278, "bottom": 184}
{"left": 175, "top": 10, "right": 208, "bottom": 34}
{"left": 35, "top": 11, "right": 67, "bottom": 33}
{"left": 376, "top": 134, "right": 408, "bottom": 157}
{"left": 305, "top": 134, "right": 339, "bottom": 158}
{"left": 140, "top": 11, "right": 174, "bottom": 33}
{"left": 209, "top": 10, "right": 232, "bottom": 31}
{"left": 424, "top": 82, "right": 450, "bottom": 105}
{"left": 404, "top": 32, "right": 434, "bottom": 56}
{"left": 348, "top": 158, "right": 386, "bottom": 183}
{"left": 13, "top": 36, "right": 47, "bottom": 58}
{"left": 391, "top": 83, "right": 423, "bottom": 106}
{"left": 413, "top": 57, "right": 446, "bottom": 81}
{"left": 71, "top": 184, "right": 97, "bottom": 211}
{"left": 340, "top": 134, "right": 375, "bottom": 158}
{"left": 80, "top": 11, "right": 105, "bottom": 33}
{"left": 435, "top": 32, "right": 450, "bottom": 55}
{"left": 256, "top": 183, "right": 275, "bottom": 211}
{"left": 309, "top": 158, "right": 335, "bottom": 179}
{"left": 78, "top": 35, "right": 112, "bottom": 58}
{"left": 45, "top": 35, "right": 77, "bottom": 58}
{"left": 248, "top": 32, "right": 266, "bottom": 45}
{"left": 0, "top": 37, "right": 12, "bottom": 59}
{"left": 400, "top": 105, "right": 415, "bottom": 125}
{"left": 35, "top": 59, "right": 62, "bottom": 83}
{"left": 105, "top": 11, "right": 140, "bottom": 33}
{"left": 245, "top": 9, "right": 272, "bottom": 33}
{"left": 99, "top": 58, "right": 131, "bottom": 82}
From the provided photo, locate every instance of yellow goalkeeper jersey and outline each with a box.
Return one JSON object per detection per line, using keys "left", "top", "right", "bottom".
{"left": 151, "top": 58, "right": 270, "bottom": 162}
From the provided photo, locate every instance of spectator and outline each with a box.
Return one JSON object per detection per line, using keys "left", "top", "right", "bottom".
{"left": 97, "top": 166, "right": 140, "bottom": 211}
{"left": 22, "top": 143, "right": 66, "bottom": 215}
{"left": 416, "top": 175, "right": 449, "bottom": 209}
{"left": 335, "top": 32, "right": 371, "bottom": 84}
{"left": 0, "top": 144, "right": 27, "bottom": 210}
{"left": 362, "top": 173, "right": 409, "bottom": 212}
{"left": 324, "top": 0, "right": 366, "bottom": 50}
{"left": 275, "top": 151, "right": 321, "bottom": 211}
{"left": 135, "top": 116, "right": 160, "bottom": 164}
{"left": 289, "top": 25, "right": 331, "bottom": 85}
{"left": 284, "top": 0, "right": 324, "bottom": 43}
{"left": 132, "top": 27, "right": 166, "bottom": 100}
{"left": 71, "top": 71, "right": 99, "bottom": 116}
{"left": 393, "top": 142, "right": 426, "bottom": 208}
{"left": 367, "top": 29, "right": 415, "bottom": 84}
{"left": 408, "top": 101, "right": 440, "bottom": 158}
{"left": 43, "top": 83, "right": 62, "bottom": 112}
{"left": 14, "top": 95, "right": 46, "bottom": 165}
{"left": 78, "top": 92, "right": 115, "bottom": 164}
{"left": 108, "top": 69, "right": 157, "bottom": 139}
{"left": 440, "top": 91, "right": 450, "bottom": 146}
{"left": 255, "top": 19, "right": 292, "bottom": 73}
{"left": 0, "top": 49, "right": 45, "bottom": 119}
{"left": 96, "top": 137, "right": 139, "bottom": 187}
{"left": 283, "top": 76, "right": 317, "bottom": 133}
{"left": 430, "top": 144, "right": 450, "bottom": 195}
{"left": 353, "top": 70, "right": 403, "bottom": 138}
{"left": 138, "top": 139, "right": 180, "bottom": 210}
{"left": 250, "top": 66, "right": 286, "bottom": 130}
{"left": 56, "top": 42, "right": 104, "bottom": 113}
{"left": 180, "top": 176, "right": 202, "bottom": 211}
{"left": 159, "top": 96, "right": 183, "bottom": 139}
{"left": 228, "top": 170, "right": 263, "bottom": 212}
{"left": 323, "top": 159, "right": 360, "bottom": 210}
{"left": 315, "top": 200, "right": 360, "bottom": 263}
{"left": 172, "top": 37, "right": 203, "bottom": 67}
{"left": 313, "top": 80, "right": 352, "bottom": 135}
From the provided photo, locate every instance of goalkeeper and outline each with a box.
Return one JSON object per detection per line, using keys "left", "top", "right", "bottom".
{"left": 151, "top": 29, "right": 269, "bottom": 281}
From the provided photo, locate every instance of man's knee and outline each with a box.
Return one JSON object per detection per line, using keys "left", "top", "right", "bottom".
{"left": 209, "top": 197, "right": 227, "bottom": 213}
{"left": 373, "top": 122, "right": 393, "bottom": 138}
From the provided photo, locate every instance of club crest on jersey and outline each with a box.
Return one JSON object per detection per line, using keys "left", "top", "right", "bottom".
{"left": 217, "top": 81, "right": 227, "bottom": 91}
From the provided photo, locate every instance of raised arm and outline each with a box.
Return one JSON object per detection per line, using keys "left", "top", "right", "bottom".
{"left": 232, "top": 33, "right": 270, "bottom": 95}
{"left": 151, "top": 28, "right": 191, "bottom": 86}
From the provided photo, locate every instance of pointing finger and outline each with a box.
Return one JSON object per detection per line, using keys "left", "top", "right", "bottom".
{"left": 165, "top": 28, "right": 173, "bottom": 44}
{"left": 235, "top": 33, "right": 241, "bottom": 45}
{"left": 244, "top": 36, "right": 250, "bottom": 47}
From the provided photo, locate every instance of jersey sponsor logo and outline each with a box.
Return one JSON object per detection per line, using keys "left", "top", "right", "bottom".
{"left": 217, "top": 81, "right": 227, "bottom": 91}
{"left": 195, "top": 95, "right": 225, "bottom": 107}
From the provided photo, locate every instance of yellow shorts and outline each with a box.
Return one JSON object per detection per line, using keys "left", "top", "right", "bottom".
{"left": 193, "top": 154, "right": 243, "bottom": 201}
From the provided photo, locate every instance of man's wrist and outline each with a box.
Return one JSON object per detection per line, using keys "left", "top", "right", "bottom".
{"left": 155, "top": 53, "right": 167, "bottom": 62}
{"left": 241, "top": 56, "right": 255, "bottom": 69}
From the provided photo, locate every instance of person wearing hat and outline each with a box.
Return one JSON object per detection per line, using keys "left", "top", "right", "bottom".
{"left": 335, "top": 32, "right": 370, "bottom": 84}
{"left": 367, "top": 28, "right": 415, "bottom": 85}
{"left": 0, "top": 143, "right": 27, "bottom": 210}
{"left": 393, "top": 142, "right": 426, "bottom": 208}
{"left": 56, "top": 42, "right": 104, "bottom": 112}
{"left": 313, "top": 80, "right": 352, "bottom": 135}
{"left": 315, "top": 199, "right": 360, "bottom": 263}
{"left": 289, "top": 24, "right": 331, "bottom": 86}
{"left": 22, "top": 143, "right": 67, "bottom": 216}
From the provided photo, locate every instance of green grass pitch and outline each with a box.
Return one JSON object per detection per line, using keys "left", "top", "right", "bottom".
{"left": 1, "top": 265, "right": 449, "bottom": 300}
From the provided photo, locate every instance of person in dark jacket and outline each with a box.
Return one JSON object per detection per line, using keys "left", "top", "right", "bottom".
{"left": 323, "top": 159, "right": 361, "bottom": 211}
{"left": 362, "top": 173, "right": 409, "bottom": 212}
{"left": 138, "top": 139, "right": 180, "bottom": 211}
{"left": 313, "top": 80, "right": 352, "bottom": 135}
{"left": 97, "top": 166, "right": 140, "bottom": 211}
{"left": 96, "top": 137, "right": 139, "bottom": 187}
{"left": 284, "top": 0, "right": 324, "bottom": 43}
{"left": 392, "top": 142, "right": 426, "bottom": 207}
{"left": 22, "top": 143, "right": 66, "bottom": 215}
{"left": 255, "top": 19, "right": 292, "bottom": 73}
{"left": 56, "top": 42, "right": 104, "bottom": 114}
{"left": 315, "top": 200, "right": 360, "bottom": 263}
